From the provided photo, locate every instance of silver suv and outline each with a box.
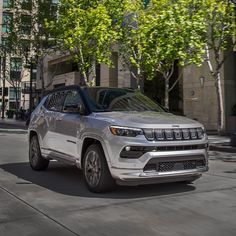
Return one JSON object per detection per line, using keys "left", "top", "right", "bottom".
{"left": 28, "top": 86, "right": 208, "bottom": 192}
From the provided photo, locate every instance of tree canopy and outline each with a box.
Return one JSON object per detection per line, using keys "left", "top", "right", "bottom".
{"left": 48, "top": 0, "right": 119, "bottom": 85}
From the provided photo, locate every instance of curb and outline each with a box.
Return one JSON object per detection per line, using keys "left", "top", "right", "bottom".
{"left": 0, "top": 129, "right": 28, "bottom": 134}
{"left": 209, "top": 143, "right": 236, "bottom": 153}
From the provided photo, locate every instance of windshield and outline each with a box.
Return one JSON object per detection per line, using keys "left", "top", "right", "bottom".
{"left": 82, "top": 87, "right": 164, "bottom": 112}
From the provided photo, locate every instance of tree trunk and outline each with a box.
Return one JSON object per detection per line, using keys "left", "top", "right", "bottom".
{"left": 164, "top": 77, "right": 169, "bottom": 110}
{"left": 215, "top": 72, "right": 224, "bottom": 134}
{"left": 137, "top": 66, "right": 142, "bottom": 92}
{"left": 14, "top": 85, "right": 19, "bottom": 112}
{"left": 81, "top": 70, "right": 88, "bottom": 86}
{"left": 40, "top": 57, "right": 44, "bottom": 98}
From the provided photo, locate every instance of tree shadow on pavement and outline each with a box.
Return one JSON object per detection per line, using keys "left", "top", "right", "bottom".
{"left": 0, "top": 161, "right": 196, "bottom": 199}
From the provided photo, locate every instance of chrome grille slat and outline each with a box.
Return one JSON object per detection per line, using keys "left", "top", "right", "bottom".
{"left": 144, "top": 128, "right": 204, "bottom": 141}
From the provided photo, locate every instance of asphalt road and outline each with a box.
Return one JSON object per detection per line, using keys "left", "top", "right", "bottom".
{"left": 0, "top": 133, "right": 236, "bottom": 236}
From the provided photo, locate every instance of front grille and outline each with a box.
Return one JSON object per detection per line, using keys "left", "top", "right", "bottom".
{"left": 144, "top": 128, "right": 204, "bottom": 141}
{"left": 158, "top": 160, "right": 205, "bottom": 172}
{"left": 143, "top": 160, "right": 205, "bottom": 172}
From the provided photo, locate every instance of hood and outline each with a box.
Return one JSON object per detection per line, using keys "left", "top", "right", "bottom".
{"left": 93, "top": 111, "right": 203, "bottom": 129}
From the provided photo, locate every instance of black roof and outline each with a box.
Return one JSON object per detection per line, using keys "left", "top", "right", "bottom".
{"left": 44, "top": 85, "right": 135, "bottom": 96}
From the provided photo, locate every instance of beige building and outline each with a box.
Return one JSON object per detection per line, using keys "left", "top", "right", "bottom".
{"left": 0, "top": 0, "right": 35, "bottom": 115}
{"left": 0, "top": 0, "right": 58, "bottom": 117}
{"left": 36, "top": 51, "right": 134, "bottom": 94}
{"left": 183, "top": 51, "right": 236, "bottom": 133}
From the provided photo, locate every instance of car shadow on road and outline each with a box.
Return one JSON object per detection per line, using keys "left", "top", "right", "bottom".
{"left": 224, "top": 169, "right": 236, "bottom": 174}
{"left": 0, "top": 161, "right": 196, "bottom": 199}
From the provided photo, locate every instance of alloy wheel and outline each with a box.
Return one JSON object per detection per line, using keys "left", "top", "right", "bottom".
{"left": 84, "top": 150, "right": 102, "bottom": 188}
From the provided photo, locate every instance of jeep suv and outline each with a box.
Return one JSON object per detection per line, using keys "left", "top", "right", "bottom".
{"left": 28, "top": 86, "right": 208, "bottom": 192}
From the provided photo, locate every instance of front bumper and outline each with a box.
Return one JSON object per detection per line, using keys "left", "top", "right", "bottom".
{"left": 109, "top": 148, "right": 208, "bottom": 185}
{"left": 112, "top": 165, "right": 208, "bottom": 186}
{"left": 104, "top": 131, "right": 209, "bottom": 185}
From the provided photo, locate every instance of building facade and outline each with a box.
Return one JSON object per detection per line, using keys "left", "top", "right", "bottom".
{"left": 0, "top": 0, "right": 58, "bottom": 117}
{"left": 183, "top": 51, "right": 236, "bottom": 133}
{"left": 36, "top": 51, "right": 135, "bottom": 96}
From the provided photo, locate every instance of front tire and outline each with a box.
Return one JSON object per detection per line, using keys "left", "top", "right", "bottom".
{"left": 29, "top": 135, "right": 49, "bottom": 170}
{"left": 83, "top": 144, "right": 115, "bottom": 193}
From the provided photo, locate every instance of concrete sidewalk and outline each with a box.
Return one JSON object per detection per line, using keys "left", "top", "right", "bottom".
{"left": 0, "top": 118, "right": 236, "bottom": 152}
{"left": 208, "top": 135, "right": 236, "bottom": 153}
{"left": 0, "top": 118, "right": 27, "bottom": 134}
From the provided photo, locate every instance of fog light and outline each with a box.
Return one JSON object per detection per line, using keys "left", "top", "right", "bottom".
{"left": 125, "top": 146, "right": 131, "bottom": 151}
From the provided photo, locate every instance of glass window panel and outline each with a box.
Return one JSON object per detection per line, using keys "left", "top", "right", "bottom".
{"left": 20, "top": 15, "right": 32, "bottom": 35}
{"left": 3, "top": 0, "right": 13, "bottom": 8}
{"left": 9, "top": 87, "right": 21, "bottom": 101}
{"left": 21, "top": 0, "right": 32, "bottom": 11}
{"left": 2, "top": 13, "right": 13, "bottom": 33}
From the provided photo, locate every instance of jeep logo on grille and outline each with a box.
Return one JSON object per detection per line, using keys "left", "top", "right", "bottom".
{"left": 172, "top": 125, "right": 180, "bottom": 128}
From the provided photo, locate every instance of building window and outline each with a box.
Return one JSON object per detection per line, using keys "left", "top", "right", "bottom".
{"left": 9, "top": 87, "right": 20, "bottom": 101}
{"left": 10, "top": 58, "right": 22, "bottom": 81}
{"left": 19, "top": 39, "right": 31, "bottom": 52}
{"left": 21, "top": 0, "right": 32, "bottom": 11}
{"left": 20, "top": 15, "right": 31, "bottom": 35}
{"left": 2, "top": 12, "right": 13, "bottom": 33}
{"left": 3, "top": 0, "right": 13, "bottom": 8}
{"left": 1, "top": 88, "right": 9, "bottom": 97}
{"left": 1, "top": 37, "right": 9, "bottom": 47}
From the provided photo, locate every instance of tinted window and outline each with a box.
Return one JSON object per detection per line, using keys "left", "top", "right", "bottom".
{"left": 45, "top": 91, "right": 65, "bottom": 111}
{"left": 83, "top": 88, "right": 164, "bottom": 112}
{"left": 63, "top": 90, "right": 82, "bottom": 113}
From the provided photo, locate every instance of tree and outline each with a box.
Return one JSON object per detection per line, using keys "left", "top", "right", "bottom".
{"left": 1, "top": 0, "right": 59, "bottom": 110}
{"left": 117, "top": 0, "right": 206, "bottom": 108}
{"left": 48, "top": 0, "right": 118, "bottom": 85}
{"left": 14, "top": 0, "right": 59, "bottom": 94}
{"left": 204, "top": 0, "right": 235, "bottom": 133}
{"left": 0, "top": 5, "right": 21, "bottom": 111}
{"left": 1, "top": 0, "right": 60, "bottom": 112}
{"left": 118, "top": 0, "right": 148, "bottom": 91}
{"left": 143, "top": 0, "right": 207, "bottom": 109}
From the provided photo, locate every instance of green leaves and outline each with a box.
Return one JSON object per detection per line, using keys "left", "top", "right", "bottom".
{"left": 204, "top": 0, "right": 235, "bottom": 52}
{"left": 49, "top": 0, "right": 235, "bottom": 91}
{"left": 117, "top": 0, "right": 208, "bottom": 86}
{"left": 50, "top": 0, "right": 118, "bottom": 84}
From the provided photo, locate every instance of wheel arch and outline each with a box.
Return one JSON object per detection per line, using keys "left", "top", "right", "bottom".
{"left": 80, "top": 136, "right": 111, "bottom": 170}
{"left": 29, "top": 130, "right": 43, "bottom": 150}
{"left": 29, "top": 130, "right": 38, "bottom": 141}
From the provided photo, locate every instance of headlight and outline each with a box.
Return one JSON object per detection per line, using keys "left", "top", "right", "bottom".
{"left": 109, "top": 126, "right": 143, "bottom": 137}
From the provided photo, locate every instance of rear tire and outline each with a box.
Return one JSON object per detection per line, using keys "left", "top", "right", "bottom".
{"left": 83, "top": 144, "right": 115, "bottom": 193}
{"left": 29, "top": 135, "right": 49, "bottom": 170}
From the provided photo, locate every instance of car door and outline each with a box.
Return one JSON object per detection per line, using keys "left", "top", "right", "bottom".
{"left": 44, "top": 91, "right": 66, "bottom": 152}
{"left": 53, "top": 89, "right": 83, "bottom": 160}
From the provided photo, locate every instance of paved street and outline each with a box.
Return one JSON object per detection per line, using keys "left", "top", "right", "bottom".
{"left": 0, "top": 133, "right": 236, "bottom": 236}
